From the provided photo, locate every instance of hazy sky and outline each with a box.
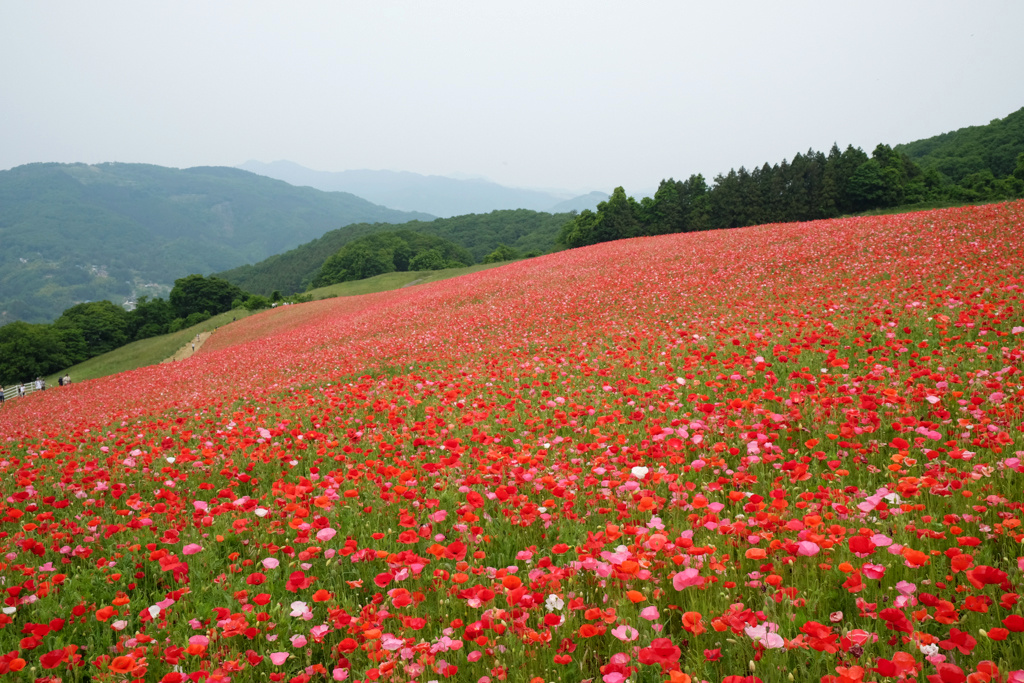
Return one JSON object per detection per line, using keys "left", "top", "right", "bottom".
{"left": 2, "top": 1, "right": 1022, "bottom": 194}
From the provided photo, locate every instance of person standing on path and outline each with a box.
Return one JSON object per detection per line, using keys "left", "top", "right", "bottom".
{"left": 0, "top": 385, "right": 5, "bottom": 405}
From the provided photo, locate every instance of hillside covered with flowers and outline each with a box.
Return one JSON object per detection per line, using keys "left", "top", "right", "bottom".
{"left": 2, "top": 202, "right": 1023, "bottom": 683}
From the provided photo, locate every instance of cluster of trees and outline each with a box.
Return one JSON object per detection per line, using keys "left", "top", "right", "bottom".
{"left": 397, "top": 209, "right": 567, "bottom": 262}
{"left": 482, "top": 244, "right": 531, "bottom": 263}
{"left": 0, "top": 274, "right": 268, "bottom": 384}
{"left": 310, "top": 232, "right": 533, "bottom": 289}
{"left": 311, "top": 231, "right": 473, "bottom": 288}
{"left": 219, "top": 209, "right": 570, "bottom": 296}
{"left": 559, "top": 143, "right": 1024, "bottom": 248}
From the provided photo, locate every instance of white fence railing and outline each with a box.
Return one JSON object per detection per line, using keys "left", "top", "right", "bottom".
{"left": 1, "top": 380, "right": 49, "bottom": 403}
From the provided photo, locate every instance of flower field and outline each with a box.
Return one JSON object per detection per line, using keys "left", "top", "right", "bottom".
{"left": 2, "top": 201, "right": 1024, "bottom": 683}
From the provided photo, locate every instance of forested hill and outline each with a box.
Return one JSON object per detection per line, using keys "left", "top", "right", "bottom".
{"left": 216, "top": 209, "right": 570, "bottom": 296}
{"left": 895, "top": 106, "right": 1024, "bottom": 182}
{"left": 0, "top": 163, "right": 432, "bottom": 323}
{"left": 559, "top": 107, "right": 1024, "bottom": 248}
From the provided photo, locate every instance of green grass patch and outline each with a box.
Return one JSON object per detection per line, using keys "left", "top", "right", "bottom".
{"left": 47, "top": 308, "right": 255, "bottom": 384}
{"left": 305, "top": 261, "right": 513, "bottom": 300}
{"left": 853, "top": 198, "right": 1009, "bottom": 217}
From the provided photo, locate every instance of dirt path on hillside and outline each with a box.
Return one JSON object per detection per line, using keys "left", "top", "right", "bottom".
{"left": 163, "top": 331, "right": 213, "bottom": 363}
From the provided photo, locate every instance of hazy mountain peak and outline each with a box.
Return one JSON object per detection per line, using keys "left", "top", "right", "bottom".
{"left": 237, "top": 160, "right": 606, "bottom": 217}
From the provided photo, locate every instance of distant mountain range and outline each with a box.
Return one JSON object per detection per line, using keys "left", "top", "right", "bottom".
{"left": 237, "top": 160, "right": 609, "bottom": 217}
{"left": 0, "top": 163, "right": 431, "bottom": 323}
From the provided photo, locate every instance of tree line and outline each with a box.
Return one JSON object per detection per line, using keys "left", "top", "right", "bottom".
{"left": 218, "top": 209, "right": 568, "bottom": 296}
{"left": 559, "top": 143, "right": 1024, "bottom": 248}
{"left": 311, "top": 231, "right": 473, "bottom": 288}
{"left": 310, "top": 229, "right": 534, "bottom": 288}
{"left": 0, "top": 275, "right": 273, "bottom": 384}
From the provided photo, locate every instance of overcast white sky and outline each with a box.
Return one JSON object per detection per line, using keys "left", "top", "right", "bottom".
{"left": 2, "top": 1, "right": 1022, "bottom": 194}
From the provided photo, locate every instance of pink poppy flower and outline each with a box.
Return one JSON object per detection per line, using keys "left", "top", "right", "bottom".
{"left": 797, "top": 541, "right": 820, "bottom": 556}
{"left": 640, "top": 606, "right": 660, "bottom": 621}
{"left": 863, "top": 563, "right": 886, "bottom": 580}
{"left": 745, "top": 623, "right": 784, "bottom": 649}
{"left": 611, "top": 624, "right": 639, "bottom": 641}
{"left": 381, "top": 634, "right": 404, "bottom": 651}
{"left": 673, "top": 567, "right": 703, "bottom": 589}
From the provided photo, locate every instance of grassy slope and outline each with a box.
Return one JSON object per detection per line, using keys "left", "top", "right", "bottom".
{"left": 854, "top": 197, "right": 1008, "bottom": 217}
{"left": 46, "top": 309, "right": 255, "bottom": 384}
{"left": 305, "top": 261, "right": 508, "bottom": 299}
{"left": 45, "top": 262, "right": 511, "bottom": 383}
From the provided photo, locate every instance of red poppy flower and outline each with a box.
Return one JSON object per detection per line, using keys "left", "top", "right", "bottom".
{"left": 938, "top": 628, "right": 976, "bottom": 655}
{"left": 1003, "top": 614, "right": 1024, "bottom": 632}
{"left": 95, "top": 605, "right": 117, "bottom": 622}
{"left": 638, "top": 638, "right": 681, "bottom": 670}
{"left": 879, "top": 609, "right": 914, "bottom": 634}
{"left": 285, "top": 570, "right": 315, "bottom": 592}
{"left": 108, "top": 656, "right": 135, "bottom": 674}
{"left": 848, "top": 536, "right": 875, "bottom": 556}
{"left": 929, "top": 663, "right": 966, "bottom": 683}
{"left": 39, "top": 649, "right": 67, "bottom": 670}
{"left": 967, "top": 565, "right": 1008, "bottom": 588}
